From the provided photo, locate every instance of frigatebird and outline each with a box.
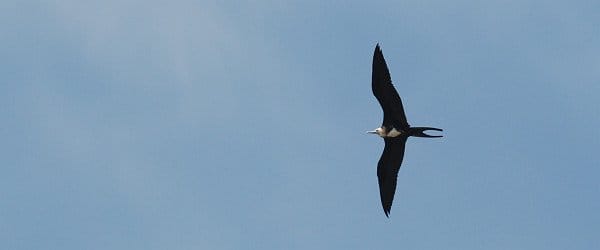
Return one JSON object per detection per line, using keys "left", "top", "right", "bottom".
{"left": 367, "top": 44, "right": 443, "bottom": 217}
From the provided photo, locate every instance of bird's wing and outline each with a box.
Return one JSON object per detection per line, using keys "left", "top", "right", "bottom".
{"left": 377, "top": 136, "right": 408, "bottom": 217}
{"left": 372, "top": 44, "right": 410, "bottom": 129}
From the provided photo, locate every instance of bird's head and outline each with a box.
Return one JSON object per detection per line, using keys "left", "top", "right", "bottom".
{"left": 367, "top": 127, "right": 385, "bottom": 137}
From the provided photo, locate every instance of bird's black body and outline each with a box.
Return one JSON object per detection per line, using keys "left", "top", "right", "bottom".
{"left": 371, "top": 44, "right": 442, "bottom": 217}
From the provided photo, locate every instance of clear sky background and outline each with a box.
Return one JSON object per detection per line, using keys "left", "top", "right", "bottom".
{"left": 2, "top": 1, "right": 599, "bottom": 249}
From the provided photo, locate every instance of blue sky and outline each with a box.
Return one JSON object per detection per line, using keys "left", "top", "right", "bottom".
{"left": 2, "top": 1, "right": 599, "bottom": 249}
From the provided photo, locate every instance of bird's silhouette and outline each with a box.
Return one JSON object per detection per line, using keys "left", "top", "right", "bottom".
{"left": 367, "top": 44, "right": 443, "bottom": 217}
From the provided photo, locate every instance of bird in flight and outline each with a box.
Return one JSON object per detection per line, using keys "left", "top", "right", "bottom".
{"left": 368, "top": 44, "right": 443, "bottom": 217}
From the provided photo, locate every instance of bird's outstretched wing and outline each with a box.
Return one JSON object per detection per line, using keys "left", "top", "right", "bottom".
{"left": 372, "top": 44, "right": 410, "bottom": 130}
{"left": 377, "top": 136, "right": 408, "bottom": 217}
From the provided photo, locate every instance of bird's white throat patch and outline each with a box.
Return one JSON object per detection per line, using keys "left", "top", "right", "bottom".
{"left": 372, "top": 127, "right": 402, "bottom": 138}
{"left": 387, "top": 128, "right": 402, "bottom": 137}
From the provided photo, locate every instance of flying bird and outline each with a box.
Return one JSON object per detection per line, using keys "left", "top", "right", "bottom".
{"left": 368, "top": 44, "right": 443, "bottom": 217}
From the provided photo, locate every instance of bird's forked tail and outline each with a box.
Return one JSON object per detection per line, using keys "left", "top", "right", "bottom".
{"left": 410, "top": 127, "right": 443, "bottom": 138}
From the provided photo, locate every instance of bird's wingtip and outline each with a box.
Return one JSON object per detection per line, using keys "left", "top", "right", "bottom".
{"left": 383, "top": 207, "right": 391, "bottom": 218}
{"left": 374, "top": 43, "right": 383, "bottom": 57}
